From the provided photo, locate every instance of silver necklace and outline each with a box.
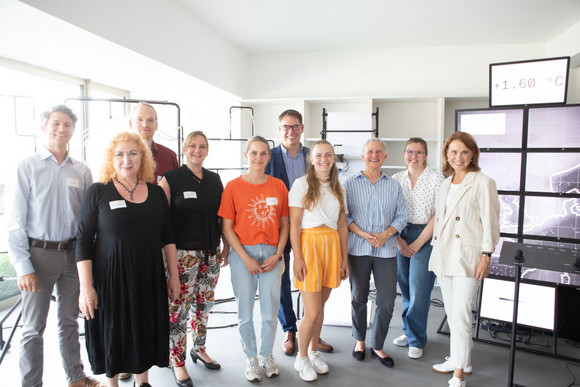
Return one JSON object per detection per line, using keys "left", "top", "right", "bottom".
{"left": 115, "top": 175, "right": 140, "bottom": 200}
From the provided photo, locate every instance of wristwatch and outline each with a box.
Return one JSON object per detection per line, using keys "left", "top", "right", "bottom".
{"left": 278, "top": 255, "right": 283, "bottom": 262}
{"left": 482, "top": 252, "right": 492, "bottom": 258}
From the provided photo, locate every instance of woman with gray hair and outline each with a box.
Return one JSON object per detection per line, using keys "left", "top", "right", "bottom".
{"left": 343, "top": 138, "right": 407, "bottom": 368}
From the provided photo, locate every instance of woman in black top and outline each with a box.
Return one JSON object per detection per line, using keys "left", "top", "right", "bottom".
{"left": 159, "top": 131, "right": 229, "bottom": 387}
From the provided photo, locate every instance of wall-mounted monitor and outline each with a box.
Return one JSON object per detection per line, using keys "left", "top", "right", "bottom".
{"left": 489, "top": 57, "right": 570, "bottom": 107}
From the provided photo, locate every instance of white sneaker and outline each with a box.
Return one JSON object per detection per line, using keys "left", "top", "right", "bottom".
{"left": 258, "top": 354, "right": 279, "bottom": 378}
{"left": 448, "top": 376, "right": 467, "bottom": 387}
{"left": 294, "top": 355, "right": 318, "bottom": 382}
{"left": 308, "top": 350, "right": 330, "bottom": 375}
{"left": 246, "top": 357, "right": 262, "bottom": 382}
{"left": 432, "top": 356, "right": 472, "bottom": 374}
{"left": 408, "top": 347, "right": 423, "bottom": 359}
{"left": 392, "top": 334, "right": 408, "bottom": 347}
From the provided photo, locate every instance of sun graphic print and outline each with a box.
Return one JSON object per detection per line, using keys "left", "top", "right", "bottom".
{"left": 246, "top": 194, "right": 278, "bottom": 228}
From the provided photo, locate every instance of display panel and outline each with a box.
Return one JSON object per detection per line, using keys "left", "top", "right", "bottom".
{"left": 527, "top": 106, "right": 580, "bottom": 148}
{"left": 498, "top": 195, "right": 520, "bottom": 235}
{"left": 480, "top": 278, "right": 555, "bottom": 330}
{"left": 456, "top": 108, "right": 523, "bottom": 148}
{"left": 525, "top": 153, "right": 580, "bottom": 193}
{"left": 522, "top": 239, "right": 580, "bottom": 286}
{"left": 490, "top": 57, "right": 569, "bottom": 107}
{"left": 480, "top": 153, "right": 521, "bottom": 191}
{"left": 523, "top": 196, "right": 580, "bottom": 240}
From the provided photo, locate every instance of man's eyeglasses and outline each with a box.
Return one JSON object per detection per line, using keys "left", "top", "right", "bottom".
{"left": 280, "top": 124, "right": 302, "bottom": 132}
{"left": 406, "top": 150, "right": 425, "bottom": 156}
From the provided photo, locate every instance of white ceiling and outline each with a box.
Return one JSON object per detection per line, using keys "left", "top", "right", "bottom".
{"left": 178, "top": 0, "right": 580, "bottom": 54}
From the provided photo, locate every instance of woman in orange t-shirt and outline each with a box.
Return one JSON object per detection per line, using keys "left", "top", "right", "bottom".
{"left": 218, "top": 136, "right": 289, "bottom": 382}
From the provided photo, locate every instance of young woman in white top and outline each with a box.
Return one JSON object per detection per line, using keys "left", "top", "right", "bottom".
{"left": 392, "top": 138, "right": 445, "bottom": 359}
{"left": 289, "top": 140, "right": 349, "bottom": 382}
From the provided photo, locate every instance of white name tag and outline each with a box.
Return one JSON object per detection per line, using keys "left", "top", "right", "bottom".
{"left": 266, "top": 197, "right": 278, "bottom": 206}
{"left": 109, "top": 200, "right": 127, "bottom": 210}
{"left": 66, "top": 177, "right": 80, "bottom": 188}
{"left": 157, "top": 175, "right": 163, "bottom": 183}
{"left": 183, "top": 191, "right": 197, "bottom": 199}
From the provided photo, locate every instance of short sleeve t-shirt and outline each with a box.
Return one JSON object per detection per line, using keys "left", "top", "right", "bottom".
{"left": 288, "top": 175, "right": 345, "bottom": 230}
{"left": 218, "top": 175, "right": 289, "bottom": 247}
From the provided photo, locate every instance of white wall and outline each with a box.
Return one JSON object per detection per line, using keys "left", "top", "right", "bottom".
{"left": 20, "top": 0, "right": 249, "bottom": 97}
{"left": 245, "top": 44, "right": 553, "bottom": 100}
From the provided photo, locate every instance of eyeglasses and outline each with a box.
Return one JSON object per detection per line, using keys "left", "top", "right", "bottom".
{"left": 280, "top": 124, "right": 302, "bottom": 132}
{"left": 406, "top": 150, "right": 425, "bottom": 156}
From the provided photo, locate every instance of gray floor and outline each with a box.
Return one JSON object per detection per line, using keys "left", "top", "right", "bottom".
{"left": 1, "top": 272, "right": 579, "bottom": 387}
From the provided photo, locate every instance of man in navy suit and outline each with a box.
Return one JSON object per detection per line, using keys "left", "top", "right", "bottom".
{"left": 265, "top": 109, "right": 334, "bottom": 355}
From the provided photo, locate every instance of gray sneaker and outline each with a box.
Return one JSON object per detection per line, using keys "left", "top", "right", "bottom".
{"left": 246, "top": 357, "right": 262, "bottom": 382}
{"left": 258, "top": 354, "right": 280, "bottom": 378}
{"left": 294, "top": 355, "right": 318, "bottom": 382}
{"left": 308, "top": 350, "right": 329, "bottom": 374}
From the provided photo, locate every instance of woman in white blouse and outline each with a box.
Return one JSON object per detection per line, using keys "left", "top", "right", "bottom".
{"left": 392, "top": 138, "right": 445, "bottom": 360}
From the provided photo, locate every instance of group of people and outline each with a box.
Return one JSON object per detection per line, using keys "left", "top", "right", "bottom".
{"left": 7, "top": 105, "right": 499, "bottom": 387}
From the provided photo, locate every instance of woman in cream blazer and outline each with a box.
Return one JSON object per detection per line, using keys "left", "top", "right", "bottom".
{"left": 429, "top": 132, "right": 500, "bottom": 387}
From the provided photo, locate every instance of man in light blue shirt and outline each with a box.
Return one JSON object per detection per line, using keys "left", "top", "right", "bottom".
{"left": 6, "top": 105, "right": 101, "bottom": 387}
{"left": 343, "top": 138, "right": 407, "bottom": 367}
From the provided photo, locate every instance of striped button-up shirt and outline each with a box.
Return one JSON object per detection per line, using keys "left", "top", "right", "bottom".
{"left": 344, "top": 171, "right": 407, "bottom": 258}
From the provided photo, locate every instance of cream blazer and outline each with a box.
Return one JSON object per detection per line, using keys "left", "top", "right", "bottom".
{"left": 429, "top": 171, "right": 500, "bottom": 278}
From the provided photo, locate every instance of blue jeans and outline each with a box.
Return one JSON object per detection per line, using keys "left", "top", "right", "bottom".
{"left": 229, "top": 243, "right": 282, "bottom": 358}
{"left": 396, "top": 224, "right": 436, "bottom": 349}
{"left": 278, "top": 245, "right": 297, "bottom": 332}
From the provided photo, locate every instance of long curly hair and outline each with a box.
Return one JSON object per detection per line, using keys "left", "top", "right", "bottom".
{"left": 99, "top": 131, "right": 156, "bottom": 183}
{"left": 303, "top": 140, "right": 345, "bottom": 216}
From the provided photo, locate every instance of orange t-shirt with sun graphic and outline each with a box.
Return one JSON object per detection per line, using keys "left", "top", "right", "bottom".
{"left": 218, "top": 175, "right": 289, "bottom": 247}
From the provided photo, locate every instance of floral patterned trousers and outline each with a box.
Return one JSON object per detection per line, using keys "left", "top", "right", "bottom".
{"left": 169, "top": 249, "right": 220, "bottom": 367}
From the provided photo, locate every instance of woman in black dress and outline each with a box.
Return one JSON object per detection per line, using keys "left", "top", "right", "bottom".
{"left": 76, "top": 131, "right": 180, "bottom": 387}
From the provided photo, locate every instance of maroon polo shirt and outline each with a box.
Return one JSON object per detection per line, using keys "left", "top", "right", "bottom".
{"left": 151, "top": 141, "right": 179, "bottom": 183}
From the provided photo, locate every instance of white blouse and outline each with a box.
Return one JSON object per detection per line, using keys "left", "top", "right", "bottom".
{"left": 288, "top": 175, "right": 345, "bottom": 230}
{"left": 392, "top": 168, "right": 445, "bottom": 224}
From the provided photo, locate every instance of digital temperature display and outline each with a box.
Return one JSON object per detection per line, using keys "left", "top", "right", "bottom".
{"left": 490, "top": 57, "right": 570, "bottom": 107}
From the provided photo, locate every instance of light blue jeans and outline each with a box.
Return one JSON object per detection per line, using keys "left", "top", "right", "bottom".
{"left": 396, "top": 223, "right": 436, "bottom": 349}
{"left": 229, "top": 243, "right": 282, "bottom": 358}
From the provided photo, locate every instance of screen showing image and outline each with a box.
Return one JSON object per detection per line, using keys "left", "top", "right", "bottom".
{"left": 528, "top": 106, "right": 580, "bottom": 148}
{"left": 480, "top": 153, "right": 521, "bottom": 191}
{"left": 457, "top": 108, "right": 523, "bottom": 148}
{"left": 525, "top": 153, "right": 580, "bottom": 193}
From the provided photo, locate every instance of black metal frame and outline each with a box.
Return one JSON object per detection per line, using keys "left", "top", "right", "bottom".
{"left": 320, "top": 107, "right": 380, "bottom": 139}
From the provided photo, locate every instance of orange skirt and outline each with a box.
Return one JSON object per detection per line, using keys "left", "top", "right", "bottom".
{"left": 294, "top": 227, "right": 342, "bottom": 292}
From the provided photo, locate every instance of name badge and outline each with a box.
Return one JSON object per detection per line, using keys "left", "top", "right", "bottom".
{"left": 109, "top": 200, "right": 127, "bottom": 210}
{"left": 66, "top": 177, "right": 80, "bottom": 188}
{"left": 157, "top": 175, "right": 163, "bottom": 183}
{"left": 266, "top": 197, "right": 278, "bottom": 206}
{"left": 183, "top": 191, "right": 197, "bottom": 199}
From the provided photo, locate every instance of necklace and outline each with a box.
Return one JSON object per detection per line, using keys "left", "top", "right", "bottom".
{"left": 316, "top": 175, "right": 330, "bottom": 182}
{"left": 115, "top": 175, "right": 140, "bottom": 200}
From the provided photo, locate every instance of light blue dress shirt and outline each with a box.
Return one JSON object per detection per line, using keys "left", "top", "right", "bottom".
{"left": 6, "top": 147, "right": 93, "bottom": 276}
{"left": 344, "top": 171, "right": 408, "bottom": 258}
{"left": 281, "top": 145, "right": 306, "bottom": 189}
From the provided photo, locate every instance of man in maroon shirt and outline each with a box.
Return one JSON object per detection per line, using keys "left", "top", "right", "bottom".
{"left": 130, "top": 102, "right": 178, "bottom": 183}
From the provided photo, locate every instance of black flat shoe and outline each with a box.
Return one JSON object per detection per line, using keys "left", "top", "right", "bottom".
{"left": 133, "top": 383, "right": 152, "bottom": 387}
{"left": 370, "top": 348, "right": 394, "bottom": 368}
{"left": 190, "top": 348, "right": 221, "bottom": 370}
{"left": 172, "top": 367, "right": 194, "bottom": 387}
{"left": 352, "top": 344, "right": 365, "bottom": 361}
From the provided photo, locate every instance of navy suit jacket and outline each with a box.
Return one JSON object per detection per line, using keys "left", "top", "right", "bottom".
{"left": 265, "top": 144, "right": 310, "bottom": 190}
